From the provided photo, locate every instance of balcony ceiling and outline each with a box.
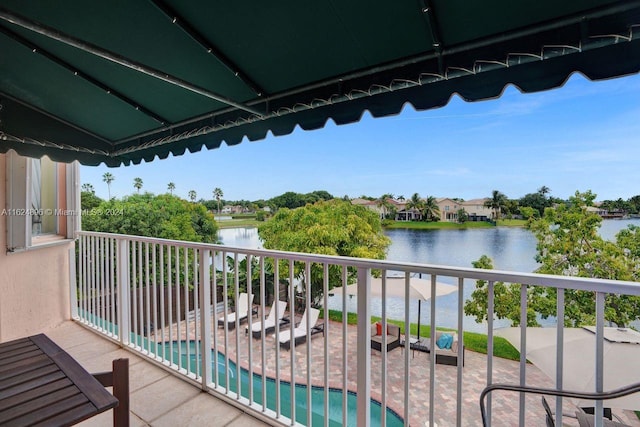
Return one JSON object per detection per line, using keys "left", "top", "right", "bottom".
{"left": 0, "top": 0, "right": 639, "bottom": 166}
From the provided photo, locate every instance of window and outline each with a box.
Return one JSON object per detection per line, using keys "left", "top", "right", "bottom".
{"left": 31, "top": 156, "right": 58, "bottom": 236}
{"left": 5, "top": 151, "right": 80, "bottom": 252}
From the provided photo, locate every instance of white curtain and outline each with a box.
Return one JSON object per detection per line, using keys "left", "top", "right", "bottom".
{"left": 31, "top": 158, "right": 42, "bottom": 235}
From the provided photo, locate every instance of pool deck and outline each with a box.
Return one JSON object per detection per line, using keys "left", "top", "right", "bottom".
{"left": 167, "top": 309, "right": 640, "bottom": 427}
{"left": 44, "top": 316, "right": 640, "bottom": 427}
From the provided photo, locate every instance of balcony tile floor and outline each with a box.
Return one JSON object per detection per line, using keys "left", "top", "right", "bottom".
{"left": 41, "top": 321, "right": 271, "bottom": 427}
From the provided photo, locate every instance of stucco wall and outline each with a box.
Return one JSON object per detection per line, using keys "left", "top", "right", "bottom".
{"left": 0, "top": 153, "right": 73, "bottom": 342}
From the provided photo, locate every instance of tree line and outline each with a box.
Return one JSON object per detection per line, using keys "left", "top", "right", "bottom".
{"left": 92, "top": 172, "right": 640, "bottom": 221}
{"left": 81, "top": 179, "right": 640, "bottom": 327}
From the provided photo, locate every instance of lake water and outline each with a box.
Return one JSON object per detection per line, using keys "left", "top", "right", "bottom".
{"left": 218, "top": 219, "right": 640, "bottom": 333}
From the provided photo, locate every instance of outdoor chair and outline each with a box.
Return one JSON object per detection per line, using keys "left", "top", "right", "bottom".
{"left": 370, "top": 322, "right": 401, "bottom": 352}
{"left": 541, "top": 395, "right": 555, "bottom": 427}
{"left": 247, "top": 300, "right": 289, "bottom": 338}
{"left": 278, "top": 307, "right": 323, "bottom": 350}
{"left": 217, "top": 292, "right": 254, "bottom": 328}
{"left": 574, "top": 406, "right": 629, "bottom": 427}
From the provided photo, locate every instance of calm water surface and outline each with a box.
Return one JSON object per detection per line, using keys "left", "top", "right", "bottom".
{"left": 219, "top": 219, "right": 640, "bottom": 333}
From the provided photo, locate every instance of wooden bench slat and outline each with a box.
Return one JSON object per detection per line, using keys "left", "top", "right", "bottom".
{"left": 0, "top": 355, "right": 51, "bottom": 376}
{"left": 0, "top": 384, "right": 81, "bottom": 423}
{"left": 0, "top": 378, "right": 74, "bottom": 412}
{"left": 0, "top": 342, "right": 37, "bottom": 361}
{"left": 0, "top": 371, "right": 67, "bottom": 400}
{"left": 5, "top": 394, "right": 90, "bottom": 427}
{"left": 0, "top": 350, "right": 46, "bottom": 366}
{"left": 30, "top": 401, "right": 98, "bottom": 427}
{"left": 0, "top": 364, "right": 61, "bottom": 393}
{"left": 0, "top": 339, "right": 32, "bottom": 353}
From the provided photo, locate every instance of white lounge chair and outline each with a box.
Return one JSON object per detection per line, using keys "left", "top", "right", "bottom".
{"left": 217, "top": 292, "right": 254, "bottom": 328}
{"left": 249, "top": 300, "right": 289, "bottom": 338}
{"left": 278, "top": 307, "right": 324, "bottom": 350}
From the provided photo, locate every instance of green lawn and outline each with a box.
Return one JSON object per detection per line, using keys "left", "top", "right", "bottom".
{"left": 216, "top": 217, "right": 526, "bottom": 230}
{"left": 217, "top": 219, "right": 263, "bottom": 228}
{"left": 496, "top": 219, "right": 527, "bottom": 227}
{"left": 384, "top": 220, "right": 493, "bottom": 230}
{"left": 320, "top": 309, "right": 520, "bottom": 361}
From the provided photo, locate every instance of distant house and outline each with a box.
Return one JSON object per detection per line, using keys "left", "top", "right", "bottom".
{"left": 221, "top": 205, "right": 246, "bottom": 214}
{"left": 587, "top": 205, "right": 625, "bottom": 218}
{"left": 435, "top": 198, "right": 461, "bottom": 222}
{"left": 460, "top": 198, "right": 492, "bottom": 222}
{"left": 434, "top": 197, "right": 493, "bottom": 222}
{"left": 352, "top": 198, "right": 385, "bottom": 219}
{"left": 351, "top": 198, "right": 407, "bottom": 219}
{"left": 395, "top": 207, "right": 422, "bottom": 221}
{"left": 354, "top": 196, "right": 492, "bottom": 222}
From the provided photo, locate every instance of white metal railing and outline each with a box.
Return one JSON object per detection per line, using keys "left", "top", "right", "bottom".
{"left": 74, "top": 231, "right": 640, "bottom": 427}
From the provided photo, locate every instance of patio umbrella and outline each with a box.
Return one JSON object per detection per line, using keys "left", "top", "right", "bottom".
{"left": 496, "top": 327, "right": 640, "bottom": 410}
{"left": 330, "top": 276, "right": 457, "bottom": 340}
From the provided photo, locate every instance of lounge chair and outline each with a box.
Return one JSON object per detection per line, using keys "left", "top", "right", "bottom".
{"left": 217, "top": 292, "right": 254, "bottom": 328}
{"left": 247, "top": 300, "right": 289, "bottom": 338}
{"left": 278, "top": 307, "right": 323, "bottom": 350}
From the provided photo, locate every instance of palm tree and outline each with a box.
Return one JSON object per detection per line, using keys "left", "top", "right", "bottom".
{"left": 423, "top": 196, "right": 440, "bottom": 221}
{"left": 133, "top": 177, "right": 143, "bottom": 193}
{"left": 188, "top": 190, "right": 197, "bottom": 202}
{"left": 167, "top": 182, "right": 175, "bottom": 195}
{"left": 102, "top": 172, "right": 115, "bottom": 199}
{"left": 484, "top": 190, "right": 508, "bottom": 220}
{"left": 406, "top": 193, "right": 425, "bottom": 221}
{"left": 81, "top": 183, "right": 94, "bottom": 194}
{"left": 375, "top": 193, "right": 395, "bottom": 220}
{"left": 538, "top": 186, "right": 551, "bottom": 196}
{"left": 213, "top": 187, "right": 224, "bottom": 213}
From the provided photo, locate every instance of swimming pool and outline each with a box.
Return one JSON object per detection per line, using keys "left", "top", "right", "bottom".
{"left": 160, "top": 340, "right": 404, "bottom": 427}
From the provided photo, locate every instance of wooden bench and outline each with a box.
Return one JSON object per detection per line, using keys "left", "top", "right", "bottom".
{"left": 0, "top": 334, "right": 129, "bottom": 426}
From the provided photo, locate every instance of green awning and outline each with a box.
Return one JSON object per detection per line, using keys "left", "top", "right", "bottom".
{"left": 1, "top": 1, "right": 639, "bottom": 166}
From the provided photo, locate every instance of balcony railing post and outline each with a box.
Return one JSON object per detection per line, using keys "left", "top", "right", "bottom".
{"left": 595, "top": 291, "right": 605, "bottom": 427}
{"left": 69, "top": 246, "right": 78, "bottom": 319}
{"left": 519, "top": 284, "right": 527, "bottom": 426}
{"left": 556, "top": 288, "right": 565, "bottom": 427}
{"left": 356, "top": 267, "right": 371, "bottom": 427}
{"left": 199, "top": 249, "right": 212, "bottom": 390}
{"left": 117, "top": 238, "right": 130, "bottom": 346}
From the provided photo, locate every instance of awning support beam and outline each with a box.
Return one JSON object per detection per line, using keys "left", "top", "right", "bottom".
{"left": 0, "top": 25, "right": 171, "bottom": 126}
{"left": 148, "top": 0, "right": 266, "bottom": 98}
{"left": 0, "top": 7, "right": 263, "bottom": 117}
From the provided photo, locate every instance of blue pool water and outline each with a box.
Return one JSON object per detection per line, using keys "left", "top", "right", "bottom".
{"left": 78, "top": 309, "right": 405, "bottom": 426}
{"left": 159, "top": 340, "right": 404, "bottom": 427}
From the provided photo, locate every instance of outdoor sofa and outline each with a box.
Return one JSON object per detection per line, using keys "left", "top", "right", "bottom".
{"left": 370, "top": 322, "right": 401, "bottom": 352}
{"left": 408, "top": 331, "right": 464, "bottom": 366}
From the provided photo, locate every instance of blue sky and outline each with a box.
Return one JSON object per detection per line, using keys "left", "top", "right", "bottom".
{"left": 82, "top": 72, "right": 640, "bottom": 203}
